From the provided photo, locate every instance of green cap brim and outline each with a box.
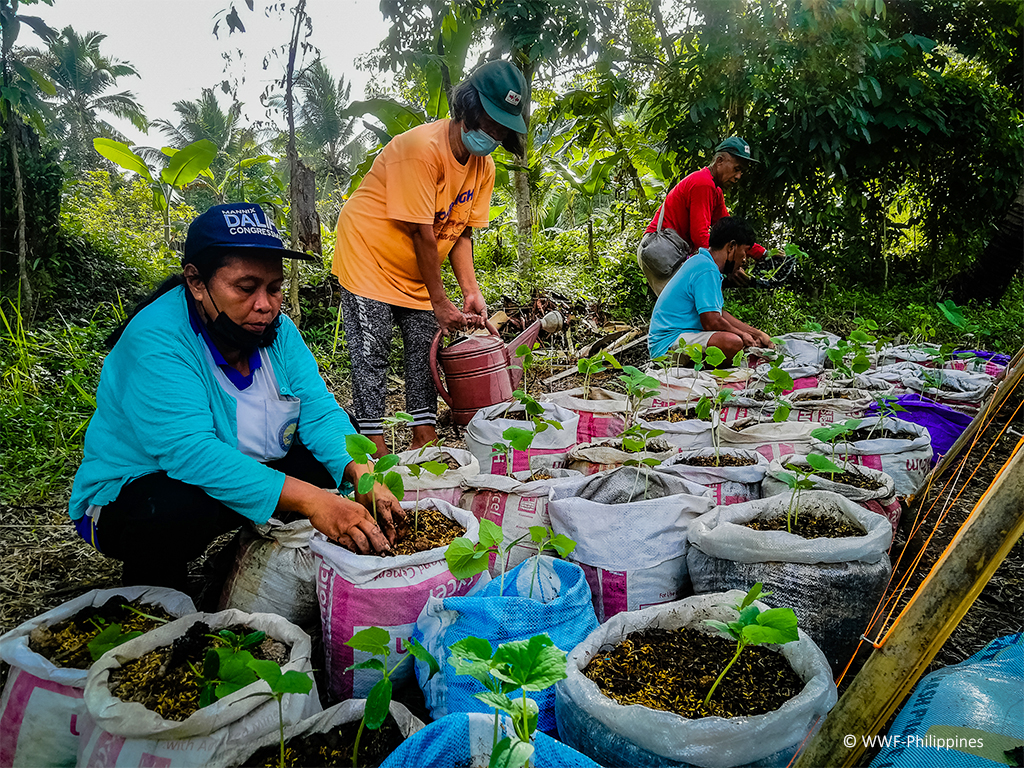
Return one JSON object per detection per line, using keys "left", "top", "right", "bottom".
{"left": 477, "top": 91, "right": 527, "bottom": 134}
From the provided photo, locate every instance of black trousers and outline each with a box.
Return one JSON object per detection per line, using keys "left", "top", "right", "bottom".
{"left": 95, "top": 443, "right": 336, "bottom": 590}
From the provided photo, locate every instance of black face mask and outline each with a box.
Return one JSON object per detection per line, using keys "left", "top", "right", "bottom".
{"left": 205, "top": 292, "right": 279, "bottom": 351}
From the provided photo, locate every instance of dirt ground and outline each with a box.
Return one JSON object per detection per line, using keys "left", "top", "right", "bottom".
{"left": 1, "top": 318, "right": 1020, "bottom": 742}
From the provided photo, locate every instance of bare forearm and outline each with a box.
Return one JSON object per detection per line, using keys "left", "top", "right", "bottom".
{"left": 722, "top": 310, "right": 760, "bottom": 336}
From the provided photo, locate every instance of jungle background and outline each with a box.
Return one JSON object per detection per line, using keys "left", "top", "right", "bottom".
{"left": 2, "top": 0, "right": 1023, "bottom": 511}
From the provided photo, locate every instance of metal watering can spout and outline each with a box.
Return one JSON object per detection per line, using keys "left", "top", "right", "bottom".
{"left": 507, "top": 311, "right": 563, "bottom": 390}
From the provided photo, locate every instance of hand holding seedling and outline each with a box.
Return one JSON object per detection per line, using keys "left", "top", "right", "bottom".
{"left": 344, "top": 433, "right": 406, "bottom": 547}
{"left": 702, "top": 583, "right": 798, "bottom": 711}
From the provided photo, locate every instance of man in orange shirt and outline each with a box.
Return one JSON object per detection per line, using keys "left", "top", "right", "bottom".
{"left": 333, "top": 61, "right": 528, "bottom": 457}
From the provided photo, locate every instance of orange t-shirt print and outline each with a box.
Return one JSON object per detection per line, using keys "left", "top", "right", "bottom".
{"left": 333, "top": 120, "right": 495, "bottom": 311}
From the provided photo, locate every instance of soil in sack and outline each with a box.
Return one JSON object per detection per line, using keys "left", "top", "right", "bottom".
{"left": 108, "top": 622, "right": 289, "bottom": 721}
{"left": 807, "top": 469, "right": 884, "bottom": 490}
{"left": 846, "top": 426, "right": 919, "bottom": 442}
{"left": 672, "top": 453, "right": 758, "bottom": 468}
{"left": 745, "top": 513, "right": 866, "bottom": 539}
{"left": 244, "top": 713, "right": 403, "bottom": 768}
{"left": 28, "top": 597, "right": 174, "bottom": 669}
{"left": 385, "top": 509, "right": 465, "bottom": 557}
{"left": 584, "top": 626, "right": 804, "bottom": 719}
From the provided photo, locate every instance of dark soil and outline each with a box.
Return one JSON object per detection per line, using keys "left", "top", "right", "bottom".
{"left": 527, "top": 471, "right": 554, "bottom": 481}
{"left": 603, "top": 437, "right": 673, "bottom": 453}
{"left": 108, "top": 622, "right": 290, "bottom": 721}
{"left": 792, "top": 391, "right": 854, "bottom": 402}
{"left": 415, "top": 455, "right": 461, "bottom": 470}
{"left": 847, "top": 427, "right": 920, "bottom": 442}
{"left": 583, "top": 625, "right": 804, "bottom": 719}
{"left": 808, "top": 470, "right": 884, "bottom": 490}
{"left": 674, "top": 454, "right": 758, "bottom": 468}
{"left": 27, "top": 597, "right": 173, "bottom": 669}
{"left": 387, "top": 509, "right": 465, "bottom": 557}
{"left": 745, "top": 512, "right": 867, "bottom": 539}
{"left": 244, "top": 713, "right": 404, "bottom": 768}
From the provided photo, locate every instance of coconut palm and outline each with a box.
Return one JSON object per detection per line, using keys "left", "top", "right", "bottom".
{"left": 293, "top": 59, "right": 361, "bottom": 182}
{"left": 152, "top": 87, "right": 244, "bottom": 154}
{"left": 22, "top": 26, "right": 147, "bottom": 170}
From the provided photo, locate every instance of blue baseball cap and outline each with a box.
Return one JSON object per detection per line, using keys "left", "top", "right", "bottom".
{"left": 183, "top": 203, "right": 317, "bottom": 266}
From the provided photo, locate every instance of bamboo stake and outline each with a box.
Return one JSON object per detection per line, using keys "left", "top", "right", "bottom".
{"left": 793, "top": 440, "right": 1024, "bottom": 768}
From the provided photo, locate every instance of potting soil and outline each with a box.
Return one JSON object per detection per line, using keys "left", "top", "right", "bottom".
{"left": 745, "top": 512, "right": 867, "bottom": 539}
{"left": 387, "top": 508, "right": 464, "bottom": 557}
{"left": 243, "top": 713, "right": 403, "bottom": 768}
{"left": 583, "top": 625, "right": 804, "bottom": 719}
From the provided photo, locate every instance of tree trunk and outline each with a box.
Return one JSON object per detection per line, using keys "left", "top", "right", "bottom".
{"left": 650, "top": 0, "right": 675, "bottom": 61}
{"left": 514, "top": 56, "right": 535, "bottom": 281}
{"left": 8, "top": 111, "right": 34, "bottom": 320}
{"left": 953, "top": 178, "right": 1024, "bottom": 306}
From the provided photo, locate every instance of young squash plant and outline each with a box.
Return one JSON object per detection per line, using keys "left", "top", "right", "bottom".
{"left": 618, "top": 365, "right": 661, "bottom": 430}
{"left": 345, "top": 433, "right": 406, "bottom": 524}
{"left": 810, "top": 419, "right": 863, "bottom": 463}
{"left": 345, "top": 627, "right": 439, "bottom": 768}
{"left": 773, "top": 453, "right": 846, "bottom": 533}
{"left": 403, "top": 458, "right": 448, "bottom": 535}
{"left": 702, "top": 582, "right": 799, "bottom": 712}
{"left": 249, "top": 661, "right": 315, "bottom": 768}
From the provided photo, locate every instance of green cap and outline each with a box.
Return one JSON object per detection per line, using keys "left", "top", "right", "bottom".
{"left": 467, "top": 61, "right": 528, "bottom": 134}
{"left": 714, "top": 136, "right": 758, "bottom": 162}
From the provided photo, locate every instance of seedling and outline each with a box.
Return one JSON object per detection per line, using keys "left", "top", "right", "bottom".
{"left": 345, "top": 433, "right": 406, "bottom": 524}
{"left": 196, "top": 629, "right": 267, "bottom": 708}
{"left": 865, "top": 395, "right": 907, "bottom": 441}
{"left": 618, "top": 365, "right": 660, "bottom": 430}
{"left": 695, "top": 389, "right": 734, "bottom": 465}
{"left": 527, "top": 526, "right": 576, "bottom": 599}
{"left": 86, "top": 619, "right": 143, "bottom": 662}
{"left": 620, "top": 424, "right": 666, "bottom": 501}
{"left": 403, "top": 459, "right": 447, "bottom": 535}
{"left": 445, "top": 518, "right": 510, "bottom": 588}
{"left": 576, "top": 352, "right": 610, "bottom": 399}
{"left": 754, "top": 350, "right": 795, "bottom": 423}
{"left": 513, "top": 343, "right": 540, "bottom": 393}
{"left": 810, "top": 419, "right": 863, "bottom": 463}
{"left": 826, "top": 320, "right": 878, "bottom": 378}
{"left": 936, "top": 299, "right": 990, "bottom": 340}
{"left": 490, "top": 441, "right": 513, "bottom": 477}
{"left": 702, "top": 583, "right": 798, "bottom": 711}
{"left": 381, "top": 411, "right": 414, "bottom": 452}
{"left": 448, "top": 634, "right": 568, "bottom": 768}
{"left": 249, "top": 660, "right": 314, "bottom": 768}
{"left": 345, "top": 627, "right": 439, "bottom": 768}
{"left": 774, "top": 453, "right": 845, "bottom": 533}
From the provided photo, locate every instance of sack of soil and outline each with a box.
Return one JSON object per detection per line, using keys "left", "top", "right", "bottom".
{"left": 658, "top": 447, "right": 769, "bottom": 505}
{"left": 565, "top": 436, "right": 678, "bottom": 475}
{"left": 762, "top": 454, "right": 902, "bottom": 536}
{"left": 637, "top": 406, "right": 713, "bottom": 451}
{"left": 465, "top": 401, "right": 579, "bottom": 474}
{"left": 458, "top": 470, "right": 582, "bottom": 576}
{"left": 79, "top": 609, "right": 318, "bottom": 768}
{"left": 555, "top": 590, "right": 837, "bottom": 768}
{"left": 687, "top": 491, "right": 892, "bottom": 674}
{"left": 897, "top": 367, "right": 995, "bottom": 415}
{"left": 877, "top": 343, "right": 943, "bottom": 368}
{"left": 867, "top": 633, "right": 1024, "bottom": 768}
{"left": 864, "top": 394, "right": 972, "bottom": 467}
{"left": 218, "top": 518, "right": 318, "bottom": 627}
{"left": 776, "top": 331, "right": 841, "bottom": 367}
{"left": 379, "top": 711, "right": 601, "bottom": 768}
{"left": 548, "top": 467, "right": 713, "bottom": 622}
{"left": 229, "top": 698, "right": 425, "bottom": 767}
{"left": 309, "top": 499, "right": 483, "bottom": 701}
{"left": 719, "top": 417, "right": 819, "bottom": 462}
{"left": 946, "top": 350, "right": 1009, "bottom": 377}
{"left": 0, "top": 586, "right": 195, "bottom": 768}
{"left": 818, "top": 370, "right": 898, "bottom": 394}
{"left": 394, "top": 446, "right": 480, "bottom": 506}
{"left": 414, "top": 556, "right": 598, "bottom": 731}
{"left": 808, "top": 416, "right": 933, "bottom": 497}
{"left": 640, "top": 366, "right": 718, "bottom": 410}
{"left": 781, "top": 387, "right": 875, "bottom": 422}
{"left": 540, "top": 387, "right": 629, "bottom": 443}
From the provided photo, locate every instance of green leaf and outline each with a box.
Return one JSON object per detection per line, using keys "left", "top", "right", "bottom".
{"left": 478, "top": 518, "right": 504, "bottom": 550}
{"left": 450, "top": 636, "right": 495, "bottom": 664}
{"left": 773, "top": 405, "right": 791, "bottom": 422}
{"left": 375, "top": 454, "right": 400, "bottom": 472}
{"left": 275, "top": 669, "right": 314, "bottom": 695}
{"left": 247, "top": 659, "right": 282, "bottom": 688}
{"left": 476, "top": 689, "right": 517, "bottom": 715}
{"left": 740, "top": 582, "right": 768, "bottom": 608}
{"left": 364, "top": 677, "right": 392, "bottom": 730}
{"left": 346, "top": 626, "right": 391, "bottom": 657}
{"left": 503, "top": 427, "right": 534, "bottom": 452}
{"left": 529, "top": 526, "right": 549, "bottom": 544}
{"left": 445, "top": 537, "right": 488, "bottom": 579}
{"left": 345, "top": 658, "right": 386, "bottom": 673}
{"left": 547, "top": 534, "right": 577, "bottom": 559}
{"left": 345, "top": 433, "right": 376, "bottom": 463}
{"left": 775, "top": 471, "right": 797, "bottom": 488}
{"left": 737, "top": 604, "right": 760, "bottom": 626}
{"left": 420, "top": 460, "right": 448, "bottom": 477}
{"left": 807, "top": 453, "right": 845, "bottom": 474}
{"left": 159, "top": 139, "right": 218, "bottom": 189}
{"left": 87, "top": 624, "right": 142, "bottom": 661}
{"left": 490, "top": 737, "right": 534, "bottom": 768}
{"left": 357, "top": 473, "right": 375, "bottom": 494}
{"left": 93, "top": 138, "right": 154, "bottom": 182}
{"left": 491, "top": 634, "right": 567, "bottom": 691}
{"left": 407, "top": 637, "right": 440, "bottom": 680}
{"left": 742, "top": 607, "right": 799, "bottom": 645}
{"left": 704, "top": 619, "right": 735, "bottom": 639}
{"left": 705, "top": 347, "right": 726, "bottom": 367}
{"left": 383, "top": 472, "right": 405, "bottom": 501}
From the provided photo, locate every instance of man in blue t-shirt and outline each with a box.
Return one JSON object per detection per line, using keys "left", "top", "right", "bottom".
{"left": 648, "top": 217, "right": 773, "bottom": 362}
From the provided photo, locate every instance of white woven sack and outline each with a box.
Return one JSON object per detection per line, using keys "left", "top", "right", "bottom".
{"left": 218, "top": 518, "right": 318, "bottom": 626}
{"left": 637, "top": 409, "right": 714, "bottom": 451}
{"left": 566, "top": 437, "right": 678, "bottom": 475}
{"left": 872, "top": 362, "right": 927, "bottom": 391}
{"left": 640, "top": 366, "right": 718, "bottom": 410}
{"left": 458, "top": 470, "right": 582, "bottom": 575}
{"left": 658, "top": 448, "right": 769, "bottom": 505}
{"left": 0, "top": 587, "right": 195, "bottom": 768}
{"left": 309, "top": 499, "right": 483, "bottom": 700}
{"left": 79, "top": 609, "right": 318, "bottom": 768}
{"left": 762, "top": 454, "right": 902, "bottom": 536}
{"left": 465, "top": 402, "right": 579, "bottom": 474}
{"left": 554, "top": 590, "right": 837, "bottom": 768}
{"left": 225, "top": 699, "right": 424, "bottom": 766}
{"left": 782, "top": 387, "right": 874, "bottom": 421}
{"left": 898, "top": 368, "right": 994, "bottom": 414}
{"left": 877, "top": 343, "right": 941, "bottom": 368}
{"left": 776, "top": 331, "right": 841, "bottom": 367}
{"left": 395, "top": 446, "right": 480, "bottom": 506}
{"left": 548, "top": 468, "right": 713, "bottom": 621}
{"left": 750, "top": 361, "right": 823, "bottom": 391}
{"left": 808, "top": 416, "right": 932, "bottom": 497}
{"left": 540, "top": 387, "right": 629, "bottom": 443}
{"left": 818, "top": 370, "right": 897, "bottom": 394}
{"left": 719, "top": 417, "right": 818, "bottom": 463}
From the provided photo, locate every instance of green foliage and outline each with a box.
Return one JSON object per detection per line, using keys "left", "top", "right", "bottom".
{"left": 775, "top": 453, "right": 845, "bottom": 533}
{"left": 249, "top": 659, "right": 314, "bottom": 768}
{"left": 618, "top": 365, "right": 660, "bottom": 429}
{"left": 86, "top": 621, "right": 142, "bottom": 661}
{"left": 345, "top": 433, "right": 405, "bottom": 523}
{"left": 702, "top": 582, "right": 799, "bottom": 710}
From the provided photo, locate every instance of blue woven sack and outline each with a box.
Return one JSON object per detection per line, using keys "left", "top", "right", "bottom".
{"left": 414, "top": 556, "right": 598, "bottom": 732}
{"left": 379, "top": 712, "right": 600, "bottom": 768}
{"left": 869, "top": 633, "right": 1024, "bottom": 768}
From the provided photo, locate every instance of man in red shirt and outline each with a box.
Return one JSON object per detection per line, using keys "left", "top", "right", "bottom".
{"left": 638, "top": 137, "right": 767, "bottom": 295}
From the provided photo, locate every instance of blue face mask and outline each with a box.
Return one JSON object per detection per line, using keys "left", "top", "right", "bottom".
{"left": 461, "top": 127, "right": 500, "bottom": 156}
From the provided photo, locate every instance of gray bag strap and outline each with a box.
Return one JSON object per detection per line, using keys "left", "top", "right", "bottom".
{"left": 655, "top": 200, "right": 667, "bottom": 233}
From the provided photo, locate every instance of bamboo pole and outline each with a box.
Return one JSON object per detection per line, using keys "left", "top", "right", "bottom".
{"left": 793, "top": 439, "right": 1024, "bottom": 768}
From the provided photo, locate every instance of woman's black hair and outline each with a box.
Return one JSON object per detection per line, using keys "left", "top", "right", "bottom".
{"left": 104, "top": 249, "right": 232, "bottom": 348}
{"left": 450, "top": 80, "right": 525, "bottom": 156}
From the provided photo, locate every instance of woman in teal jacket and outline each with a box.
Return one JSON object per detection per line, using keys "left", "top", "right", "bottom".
{"left": 70, "top": 204, "right": 402, "bottom": 589}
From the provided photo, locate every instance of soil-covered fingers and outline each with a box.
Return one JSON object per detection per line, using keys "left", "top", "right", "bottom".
{"left": 373, "top": 487, "right": 406, "bottom": 544}
{"left": 310, "top": 499, "right": 389, "bottom": 554}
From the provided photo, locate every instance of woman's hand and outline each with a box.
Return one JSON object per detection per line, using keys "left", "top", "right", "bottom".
{"left": 306, "top": 494, "right": 393, "bottom": 554}
{"left": 354, "top": 480, "right": 405, "bottom": 545}
{"left": 462, "top": 291, "right": 487, "bottom": 330}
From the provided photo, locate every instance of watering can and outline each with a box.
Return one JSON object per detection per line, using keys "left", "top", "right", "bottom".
{"left": 429, "top": 311, "right": 563, "bottom": 426}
